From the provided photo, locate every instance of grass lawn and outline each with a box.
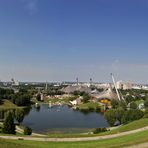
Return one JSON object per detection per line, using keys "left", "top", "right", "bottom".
{"left": 0, "top": 130, "right": 148, "bottom": 148}
{"left": 135, "top": 99, "right": 144, "bottom": 105}
{"left": 76, "top": 102, "right": 99, "bottom": 110}
{"left": 0, "top": 100, "right": 24, "bottom": 109}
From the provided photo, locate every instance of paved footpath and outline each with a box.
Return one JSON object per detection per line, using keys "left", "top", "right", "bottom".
{"left": 0, "top": 126, "right": 148, "bottom": 142}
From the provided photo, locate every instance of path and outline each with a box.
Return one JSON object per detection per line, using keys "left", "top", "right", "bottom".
{"left": 0, "top": 126, "right": 148, "bottom": 142}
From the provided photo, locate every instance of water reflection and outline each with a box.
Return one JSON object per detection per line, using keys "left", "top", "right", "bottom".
{"left": 0, "top": 107, "right": 31, "bottom": 124}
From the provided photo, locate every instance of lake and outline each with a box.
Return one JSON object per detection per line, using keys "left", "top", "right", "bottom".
{"left": 21, "top": 104, "right": 109, "bottom": 134}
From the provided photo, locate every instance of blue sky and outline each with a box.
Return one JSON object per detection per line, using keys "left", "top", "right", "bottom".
{"left": 0, "top": 0, "right": 148, "bottom": 83}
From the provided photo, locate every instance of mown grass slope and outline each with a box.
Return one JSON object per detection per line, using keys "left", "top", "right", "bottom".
{"left": 0, "top": 130, "right": 148, "bottom": 148}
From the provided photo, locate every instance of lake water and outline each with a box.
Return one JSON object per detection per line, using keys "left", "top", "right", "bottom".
{"left": 21, "top": 104, "right": 109, "bottom": 134}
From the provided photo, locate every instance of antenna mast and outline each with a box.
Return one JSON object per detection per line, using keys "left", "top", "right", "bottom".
{"left": 111, "top": 73, "right": 121, "bottom": 101}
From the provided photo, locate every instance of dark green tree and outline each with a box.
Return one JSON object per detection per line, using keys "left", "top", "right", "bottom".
{"left": 122, "top": 109, "right": 144, "bottom": 124}
{"left": 125, "top": 95, "right": 134, "bottom": 103}
{"left": 2, "top": 111, "right": 15, "bottom": 134}
{"left": 104, "top": 109, "right": 116, "bottom": 126}
{"left": 111, "top": 100, "right": 119, "bottom": 109}
{"left": 36, "top": 93, "right": 41, "bottom": 101}
{"left": 144, "top": 99, "right": 148, "bottom": 108}
{"left": 82, "top": 93, "right": 90, "bottom": 103}
{"left": 119, "top": 101, "right": 127, "bottom": 110}
{"left": 130, "top": 102, "right": 137, "bottom": 109}
{"left": 143, "top": 108, "right": 148, "bottom": 118}
{"left": 115, "top": 107, "right": 125, "bottom": 123}
{"left": 15, "top": 109, "right": 25, "bottom": 124}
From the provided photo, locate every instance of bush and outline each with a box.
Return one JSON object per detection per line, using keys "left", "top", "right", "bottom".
{"left": 93, "top": 128, "right": 107, "bottom": 134}
{"left": 24, "top": 126, "right": 32, "bottom": 135}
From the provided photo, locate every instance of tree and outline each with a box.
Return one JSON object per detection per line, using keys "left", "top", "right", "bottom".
{"left": 0, "top": 109, "right": 5, "bottom": 120}
{"left": 111, "top": 100, "right": 119, "bottom": 109}
{"left": 122, "top": 109, "right": 144, "bottom": 124}
{"left": 130, "top": 102, "right": 137, "bottom": 109}
{"left": 143, "top": 108, "right": 148, "bottom": 118}
{"left": 104, "top": 109, "right": 116, "bottom": 126}
{"left": 13, "top": 94, "right": 31, "bottom": 106}
{"left": 115, "top": 107, "right": 125, "bottom": 123}
{"left": 15, "top": 109, "right": 25, "bottom": 124}
{"left": 2, "top": 111, "right": 15, "bottom": 134}
{"left": 125, "top": 95, "right": 134, "bottom": 103}
{"left": 24, "top": 126, "right": 32, "bottom": 135}
{"left": 144, "top": 99, "right": 148, "bottom": 108}
{"left": 82, "top": 93, "right": 90, "bottom": 103}
{"left": 119, "top": 101, "right": 127, "bottom": 110}
{"left": 36, "top": 94, "right": 41, "bottom": 101}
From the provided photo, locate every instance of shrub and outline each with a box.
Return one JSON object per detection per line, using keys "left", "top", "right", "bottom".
{"left": 24, "top": 126, "right": 32, "bottom": 135}
{"left": 93, "top": 128, "right": 107, "bottom": 134}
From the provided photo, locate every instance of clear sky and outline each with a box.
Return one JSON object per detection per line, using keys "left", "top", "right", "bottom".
{"left": 0, "top": 0, "right": 148, "bottom": 83}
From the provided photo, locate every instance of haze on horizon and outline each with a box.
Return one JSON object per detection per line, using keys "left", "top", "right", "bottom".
{"left": 0, "top": 0, "right": 148, "bottom": 83}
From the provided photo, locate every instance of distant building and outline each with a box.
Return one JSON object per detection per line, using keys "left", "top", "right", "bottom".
{"left": 40, "top": 93, "right": 44, "bottom": 101}
{"left": 11, "top": 78, "right": 19, "bottom": 86}
{"left": 61, "top": 85, "right": 91, "bottom": 94}
{"left": 92, "top": 85, "right": 118, "bottom": 101}
{"left": 116, "top": 81, "right": 132, "bottom": 90}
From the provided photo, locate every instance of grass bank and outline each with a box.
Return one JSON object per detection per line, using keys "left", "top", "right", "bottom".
{"left": 100, "top": 118, "right": 148, "bottom": 135}
{"left": 0, "top": 100, "right": 25, "bottom": 109}
{"left": 0, "top": 130, "right": 148, "bottom": 148}
{"left": 76, "top": 102, "right": 100, "bottom": 111}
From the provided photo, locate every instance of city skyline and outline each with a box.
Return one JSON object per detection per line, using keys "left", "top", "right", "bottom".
{"left": 0, "top": 0, "right": 148, "bottom": 83}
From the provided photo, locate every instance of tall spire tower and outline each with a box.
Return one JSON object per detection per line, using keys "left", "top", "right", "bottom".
{"left": 45, "top": 81, "right": 48, "bottom": 91}
{"left": 90, "top": 78, "right": 92, "bottom": 85}
{"left": 76, "top": 77, "right": 79, "bottom": 85}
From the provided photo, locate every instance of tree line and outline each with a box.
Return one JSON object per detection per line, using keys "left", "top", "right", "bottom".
{"left": 0, "top": 88, "right": 31, "bottom": 106}
{"left": 105, "top": 99, "right": 148, "bottom": 126}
